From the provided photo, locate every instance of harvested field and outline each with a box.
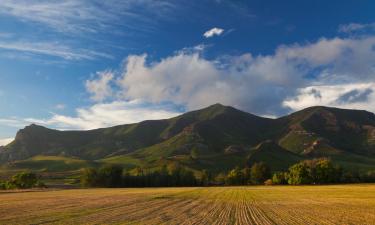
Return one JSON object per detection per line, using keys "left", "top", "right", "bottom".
{"left": 0, "top": 185, "right": 375, "bottom": 224}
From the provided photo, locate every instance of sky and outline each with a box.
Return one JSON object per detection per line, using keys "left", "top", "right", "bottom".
{"left": 1, "top": 0, "right": 375, "bottom": 145}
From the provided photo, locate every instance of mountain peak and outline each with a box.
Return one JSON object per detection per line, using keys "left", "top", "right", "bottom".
{"left": 24, "top": 123, "right": 47, "bottom": 129}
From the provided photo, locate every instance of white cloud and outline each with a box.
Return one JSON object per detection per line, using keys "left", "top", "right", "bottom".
{"left": 283, "top": 83, "right": 375, "bottom": 112}
{"left": 203, "top": 27, "right": 225, "bottom": 38}
{"left": 112, "top": 35, "right": 375, "bottom": 116}
{"left": 0, "top": 41, "right": 112, "bottom": 60}
{"left": 86, "top": 71, "right": 114, "bottom": 101}
{"left": 0, "top": 138, "right": 14, "bottom": 146}
{"left": 0, "top": 100, "right": 180, "bottom": 131}
{"left": 338, "top": 22, "right": 375, "bottom": 33}
{"left": 0, "top": 118, "right": 29, "bottom": 128}
{"left": 3, "top": 31, "right": 375, "bottom": 134}
{"left": 55, "top": 104, "right": 66, "bottom": 110}
{"left": 0, "top": 0, "right": 176, "bottom": 34}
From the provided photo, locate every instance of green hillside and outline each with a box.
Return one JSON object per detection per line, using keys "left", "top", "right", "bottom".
{"left": 1, "top": 104, "right": 375, "bottom": 177}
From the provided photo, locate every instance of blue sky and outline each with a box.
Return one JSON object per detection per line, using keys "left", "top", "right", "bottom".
{"left": 1, "top": 0, "right": 375, "bottom": 145}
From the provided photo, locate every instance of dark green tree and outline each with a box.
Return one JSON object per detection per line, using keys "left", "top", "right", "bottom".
{"left": 250, "top": 162, "right": 271, "bottom": 184}
{"left": 97, "top": 165, "right": 123, "bottom": 187}
{"left": 10, "top": 172, "right": 38, "bottom": 189}
{"left": 287, "top": 162, "right": 311, "bottom": 185}
{"left": 226, "top": 166, "right": 244, "bottom": 185}
{"left": 272, "top": 172, "right": 287, "bottom": 185}
{"left": 81, "top": 168, "right": 99, "bottom": 187}
{"left": 313, "top": 158, "right": 341, "bottom": 184}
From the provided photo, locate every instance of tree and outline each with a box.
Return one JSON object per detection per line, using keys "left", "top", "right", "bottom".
{"left": 226, "top": 167, "right": 244, "bottom": 185}
{"left": 250, "top": 162, "right": 271, "bottom": 184}
{"left": 313, "top": 158, "right": 341, "bottom": 184}
{"left": 272, "top": 172, "right": 287, "bottom": 185}
{"left": 287, "top": 162, "right": 311, "bottom": 185}
{"left": 98, "top": 165, "right": 123, "bottom": 187}
{"left": 243, "top": 167, "right": 252, "bottom": 185}
{"left": 10, "top": 172, "right": 38, "bottom": 189}
{"left": 200, "top": 170, "right": 209, "bottom": 186}
{"left": 81, "top": 168, "right": 99, "bottom": 187}
{"left": 179, "top": 169, "right": 197, "bottom": 186}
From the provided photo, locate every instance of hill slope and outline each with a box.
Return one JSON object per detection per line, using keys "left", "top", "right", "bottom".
{"left": 1, "top": 104, "right": 375, "bottom": 173}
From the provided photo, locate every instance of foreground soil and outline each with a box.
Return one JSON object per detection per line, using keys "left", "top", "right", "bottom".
{"left": 0, "top": 185, "right": 374, "bottom": 224}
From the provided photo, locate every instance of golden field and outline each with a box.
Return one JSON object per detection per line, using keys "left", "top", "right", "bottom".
{"left": 0, "top": 185, "right": 375, "bottom": 225}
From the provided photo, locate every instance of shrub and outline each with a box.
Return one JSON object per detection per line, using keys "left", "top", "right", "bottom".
{"left": 264, "top": 179, "right": 273, "bottom": 185}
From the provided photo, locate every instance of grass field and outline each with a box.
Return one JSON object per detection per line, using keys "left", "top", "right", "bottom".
{"left": 0, "top": 185, "right": 374, "bottom": 225}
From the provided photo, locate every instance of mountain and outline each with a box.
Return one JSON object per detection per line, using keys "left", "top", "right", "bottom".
{"left": 279, "top": 106, "right": 375, "bottom": 156}
{"left": 1, "top": 104, "right": 375, "bottom": 174}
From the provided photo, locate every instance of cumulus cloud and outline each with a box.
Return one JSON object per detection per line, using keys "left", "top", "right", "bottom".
{"left": 3, "top": 32, "right": 375, "bottom": 135}
{"left": 108, "top": 35, "right": 375, "bottom": 116}
{"left": 203, "top": 27, "right": 224, "bottom": 38}
{"left": 86, "top": 71, "right": 115, "bottom": 101}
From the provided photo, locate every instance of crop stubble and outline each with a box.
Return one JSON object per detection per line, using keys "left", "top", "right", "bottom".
{"left": 0, "top": 185, "right": 374, "bottom": 224}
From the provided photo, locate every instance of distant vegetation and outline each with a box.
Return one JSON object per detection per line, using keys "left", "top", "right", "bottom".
{"left": 81, "top": 163, "right": 198, "bottom": 187}
{"left": 81, "top": 158, "right": 375, "bottom": 188}
{"left": 0, "top": 171, "right": 45, "bottom": 190}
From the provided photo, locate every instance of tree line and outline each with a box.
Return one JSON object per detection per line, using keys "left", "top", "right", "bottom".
{"left": 81, "top": 163, "right": 199, "bottom": 187}
{"left": 80, "top": 158, "right": 375, "bottom": 188}
{"left": 0, "top": 172, "right": 45, "bottom": 190}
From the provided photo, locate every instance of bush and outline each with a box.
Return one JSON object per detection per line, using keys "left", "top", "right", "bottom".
{"left": 264, "top": 179, "right": 273, "bottom": 185}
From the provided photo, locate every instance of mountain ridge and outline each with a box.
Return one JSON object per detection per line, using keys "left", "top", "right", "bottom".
{"left": 1, "top": 104, "right": 375, "bottom": 173}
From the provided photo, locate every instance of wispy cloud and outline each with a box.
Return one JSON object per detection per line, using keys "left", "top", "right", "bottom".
{"left": 338, "top": 22, "right": 375, "bottom": 33}
{"left": 0, "top": 100, "right": 180, "bottom": 131}
{"left": 55, "top": 104, "right": 66, "bottom": 110}
{"left": 0, "top": 41, "right": 112, "bottom": 60}
{"left": 0, "top": 0, "right": 176, "bottom": 34}
{"left": 0, "top": 32, "right": 13, "bottom": 38}
{"left": 204, "top": 27, "right": 225, "bottom": 38}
